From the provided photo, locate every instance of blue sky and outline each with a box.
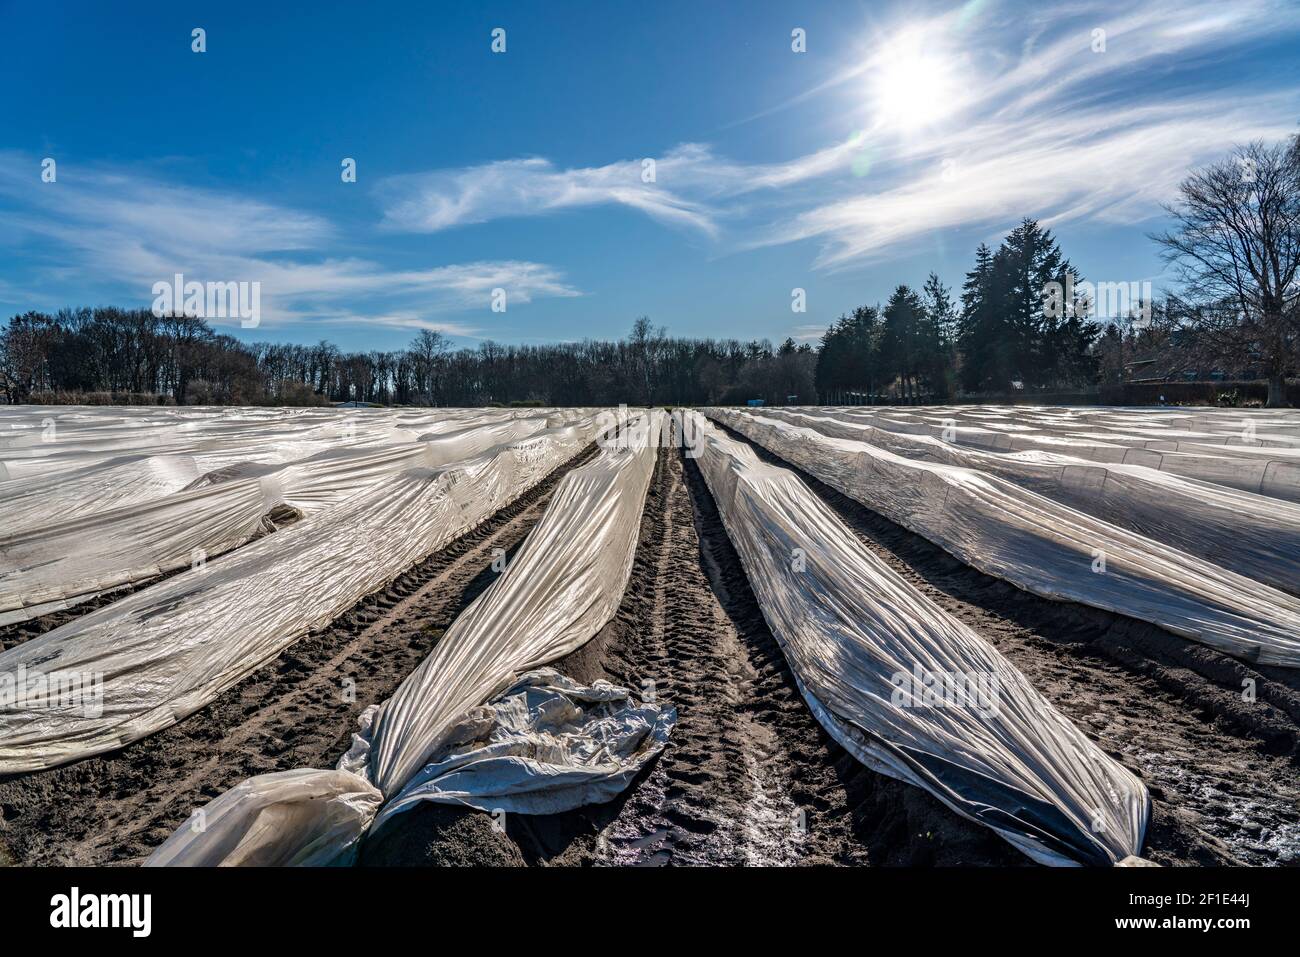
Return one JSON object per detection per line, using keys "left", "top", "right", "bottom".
{"left": 1, "top": 0, "right": 1298, "bottom": 351}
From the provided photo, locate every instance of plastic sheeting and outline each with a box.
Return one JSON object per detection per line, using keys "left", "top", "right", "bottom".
{"left": 368, "top": 668, "right": 674, "bottom": 827}
{"left": 0, "top": 416, "right": 561, "bottom": 625}
{"left": 145, "top": 413, "right": 671, "bottom": 866}
{"left": 683, "top": 411, "right": 1149, "bottom": 866}
{"left": 0, "top": 416, "right": 603, "bottom": 774}
{"left": 759, "top": 408, "right": 1300, "bottom": 594}
{"left": 0, "top": 406, "right": 578, "bottom": 534}
{"left": 142, "top": 769, "right": 384, "bottom": 867}
{"left": 813, "top": 406, "right": 1300, "bottom": 501}
{"left": 706, "top": 408, "right": 1300, "bottom": 667}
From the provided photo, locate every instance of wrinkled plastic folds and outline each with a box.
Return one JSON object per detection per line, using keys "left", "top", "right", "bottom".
{"left": 759, "top": 408, "right": 1300, "bottom": 594}
{"left": 146, "top": 413, "right": 672, "bottom": 866}
{"left": 683, "top": 411, "right": 1149, "bottom": 866}
{"left": 807, "top": 405, "right": 1300, "bottom": 501}
{"left": 705, "top": 408, "right": 1300, "bottom": 667}
{"left": 0, "top": 415, "right": 604, "bottom": 773}
{"left": 370, "top": 668, "right": 675, "bottom": 828}
{"left": 143, "top": 769, "right": 384, "bottom": 867}
{"left": 0, "top": 415, "right": 562, "bottom": 625}
{"left": 0, "top": 406, "right": 554, "bottom": 530}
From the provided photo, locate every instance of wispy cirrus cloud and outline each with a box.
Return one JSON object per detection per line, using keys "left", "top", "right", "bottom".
{"left": 376, "top": 140, "right": 860, "bottom": 239}
{"left": 373, "top": 0, "right": 1300, "bottom": 273}
{"left": 378, "top": 154, "right": 720, "bottom": 236}
{"left": 0, "top": 153, "right": 580, "bottom": 331}
{"left": 753, "top": 0, "right": 1300, "bottom": 269}
{"left": 760, "top": 93, "right": 1299, "bottom": 270}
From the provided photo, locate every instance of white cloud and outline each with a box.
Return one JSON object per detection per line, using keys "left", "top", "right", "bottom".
{"left": 378, "top": 154, "right": 719, "bottom": 236}
{"left": 376, "top": 140, "right": 860, "bottom": 238}
{"left": 792, "top": 323, "right": 828, "bottom": 341}
{"left": 370, "top": 0, "right": 1300, "bottom": 273}
{"left": 0, "top": 154, "right": 581, "bottom": 332}
{"left": 758, "top": 94, "right": 1299, "bottom": 270}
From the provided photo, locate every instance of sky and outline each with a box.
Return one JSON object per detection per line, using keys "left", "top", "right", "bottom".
{"left": 1, "top": 0, "right": 1298, "bottom": 352}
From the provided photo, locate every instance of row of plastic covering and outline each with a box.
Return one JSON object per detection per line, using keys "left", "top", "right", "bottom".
{"left": 705, "top": 409, "right": 1300, "bottom": 667}
{"left": 0, "top": 407, "right": 588, "bottom": 536}
{"left": 681, "top": 412, "right": 1148, "bottom": 866}
{"left": 146, "top": 412, "right": 670, "bottom": 866}
{"left": 818, "top": 405, "right": 1300, "bottom": 448}
{"left": 0, "top": 413, "right": 612, "bottom": 774}
{"left": 0, "top": 416, "right": 568, "bottom": 625}
{"left": 756, "top": 409, "right": 1300, "bottom": 594}
{"left": 809, "top": 406, "right": 1300, "bottom": 501}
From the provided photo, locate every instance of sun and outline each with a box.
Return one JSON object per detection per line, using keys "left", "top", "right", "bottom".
{"left": 870, "top": 33, "right": 956, "bottom": 131}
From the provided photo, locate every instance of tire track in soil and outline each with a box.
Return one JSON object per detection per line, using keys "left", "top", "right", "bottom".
{"left": 487, "top": 421, "right": 1025, "bottom": 867}
{"left": 0, "top": 443, "right": 599, "bottom": 866}
{"left": 580, "top": 430, "right": 807, "bottom": 865}
{"left": 718, "top": 420, "right": 1300, "bottom": 867}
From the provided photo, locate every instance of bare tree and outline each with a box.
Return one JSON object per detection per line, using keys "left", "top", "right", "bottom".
{"left": 406, "top": 329, "right": 449, "bottom": 404}
{"left": 1153, "top": 140, "right": 1300, "bottom": 406}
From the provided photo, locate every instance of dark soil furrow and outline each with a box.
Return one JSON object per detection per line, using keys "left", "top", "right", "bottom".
{"left": 372, "top": 421, "right": 1026, "bottom": 865}
{"left": 0, "top": 443, "right": 598, "bottom": 866}
{"left": 716, "top": 419, "right": 1300, "bottom": 866}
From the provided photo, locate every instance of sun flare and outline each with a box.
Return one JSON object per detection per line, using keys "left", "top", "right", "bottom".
{"left": 870, "top": 33, "right": 956, "bottom": 131}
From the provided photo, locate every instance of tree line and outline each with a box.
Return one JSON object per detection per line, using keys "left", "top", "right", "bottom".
{"left": 0, "top": 311, "right": 816, "bottom": 407}
{"left": 815, "top": 123, "right": 1300, "bottom": 408}
{"left": 3, "top": 134, "right": 1295, "bottom": 407}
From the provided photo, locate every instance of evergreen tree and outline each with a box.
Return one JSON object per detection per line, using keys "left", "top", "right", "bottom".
{"left": 957, "top": 221, "right": 1098, "bottom": 392}
{"left": 958, "top": 243, "right": 1000, "bottom": 391}
{"left": 814, "top": 305, "right": 882, "bottom": 400}
{"left": 881, "top": 285, "right": 933, "bottom": 401}
{"left": 921, "top": 272, "right": 957, "bottom": 399}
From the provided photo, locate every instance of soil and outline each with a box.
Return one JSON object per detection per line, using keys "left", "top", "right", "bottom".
{"left": 4, "top": 418, "right": 1297, "bottom": 868}
{"left": 715, "top": 419, "right": 1300, "bottom": 867}
{"left": 0, "top": 443, "right": 598, "bottom": 866}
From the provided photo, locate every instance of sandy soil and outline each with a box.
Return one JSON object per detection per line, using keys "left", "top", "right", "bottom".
{"left": 0, "top": 443, "right": 598, "bottom": 866}
{"left": 4, "top": 420, "right": 1295, "bottom": 868}
{"left": 720, "top": 420, "right": 1300, "bottom": 867}
{"left": 363, "top": 422, "right": 1026, "bottom": 866}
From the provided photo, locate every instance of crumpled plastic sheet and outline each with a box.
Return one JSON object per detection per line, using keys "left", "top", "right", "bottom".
{"left": 0, "top": 415, "right": 606, "bottom": 774}
{"left": 759, "top": 408, "right": 1300, "bottom": 595}
{"left": 706, "top": 408, "right": 1300, "bottom": 667}
{"left": 682, "top": 411, "right": 1149, "bottom": 866}
{"left": 0, "top": 415, "right": 562, "bottom": 625}
{"left": 141, "top": 768, "right": 385, "bottom": 867}
{"left": 814, "top": 406, "right": 1300, "bottom": 501}
{"left": 0, "top": 406, "right": 576, "bottom": 535}
{"left": 145, "top": 413, "right": 672, "bottom": 866}
{"left": 366, "top": 668, "right": 674, "bottom": 827}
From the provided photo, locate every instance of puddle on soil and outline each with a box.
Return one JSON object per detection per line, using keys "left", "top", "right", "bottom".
{"left": 739, "top": 725, "right": 805, "bottom": 865}
{"left": 1135, "top": 747, "right": 1300, "bottom": 865}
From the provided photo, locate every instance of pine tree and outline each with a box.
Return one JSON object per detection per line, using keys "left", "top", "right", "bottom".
{"left": 958, "top": 243, "right": 999, "bottom": 391}
{"left": 814, "top": 306, "right": 882, "bottom": 401}
{"left": 881, "top": 285, "right": 932, "bottom": 401}
{"left": 957, "top": 221, "right": 1098, "bottom": 392}
{"left": 921, "top": 272, "right": 957, "bottom": 398}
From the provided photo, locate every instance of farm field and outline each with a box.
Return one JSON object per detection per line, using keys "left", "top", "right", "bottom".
{"left": 0, "top": 404, "right": 1297, "bottom": 867}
